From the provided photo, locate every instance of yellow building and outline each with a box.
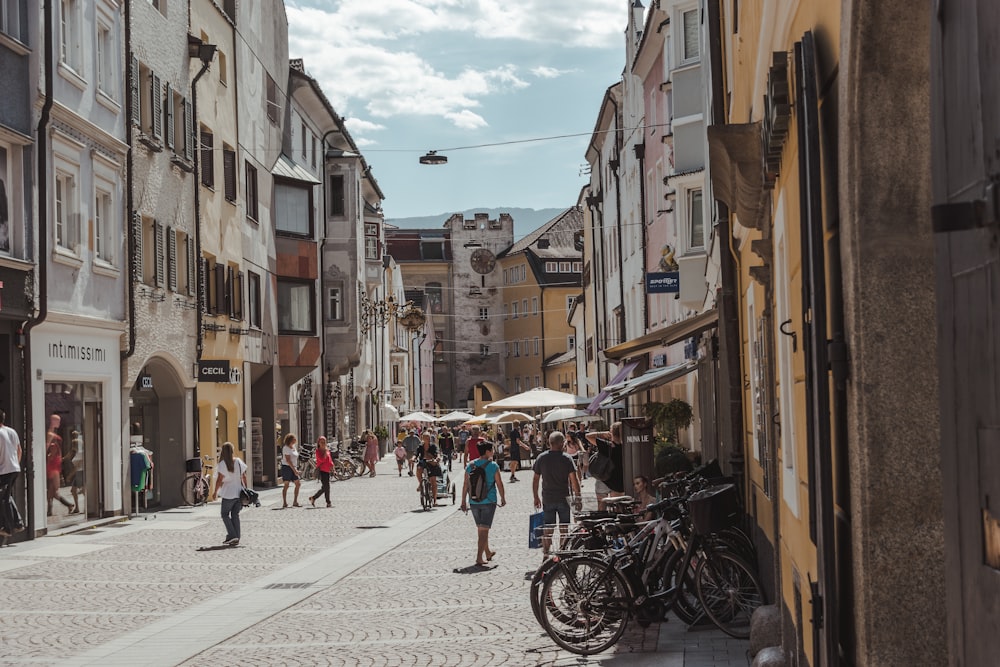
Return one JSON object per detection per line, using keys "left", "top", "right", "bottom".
{"left": 191, "top": 3, "right": 245, "bottom": 467}
{"left": 707, "top": 1, "right": 943, "bottom": 665}
{"left": 497, "top": 208, "right": 582, "bottom": 397}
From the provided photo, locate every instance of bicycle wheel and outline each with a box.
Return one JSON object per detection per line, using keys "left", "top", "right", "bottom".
{"left": 695, "top": 550, "right": 764, "bottom": 638}
{"left": 530, "top": 557, "right": 560, "bottom": 625}
{"left": 420, "top": 480, "right": 432, "bottom": 511}
{"left": 299, "top": 459, "right": 316, "bottom": 482}
{"left": 539, "top": 556, "right": 631, "bottom": 655}
{"left": 332, "top": 459, "right": 351, "bottom": 481}
{"left": 650, "top": 548, "right": 702, "bottom": 625}
{"left": 180, "top": 476, "right": 206, "bottom": 506}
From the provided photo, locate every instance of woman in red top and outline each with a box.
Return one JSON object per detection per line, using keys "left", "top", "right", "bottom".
{"left": 45, "top": 414, "right": 74, "bottom": 515}
{"left": 309, "top": 436, "right": 334, "bottom": 507}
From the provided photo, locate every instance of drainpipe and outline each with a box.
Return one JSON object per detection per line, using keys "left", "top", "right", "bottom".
{"left": 319, "top": 127, "right": 337, "bottom": 439}
{"left": 121, "top": 2, "right": 136, "bottom": 363}
{"left": 20, "top": 0, "right": 56, "bottom": 538}
{"left": 190, "top": 41, "right": 216, "bottom": 456}
{"left": 635, "top": 141, "right": 649, "bottom": 332}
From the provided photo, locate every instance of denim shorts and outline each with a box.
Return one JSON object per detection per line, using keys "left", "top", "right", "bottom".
{"left": 543, "top": 502, "right": 571, "bottom": 525}
{"left": 470, "top": 502, "right": 497, "bottom": 528}
{"left": 280, "top": 465, "right": 299, "bottom": 482}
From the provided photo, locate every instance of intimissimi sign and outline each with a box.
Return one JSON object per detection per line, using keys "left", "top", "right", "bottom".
{"left": 47, "top": 341, "right": 108, "bottom": 363}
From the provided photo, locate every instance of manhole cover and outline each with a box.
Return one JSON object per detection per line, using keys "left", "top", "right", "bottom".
{"left": 263, "top": 582, "right": 313, "bottom": 589}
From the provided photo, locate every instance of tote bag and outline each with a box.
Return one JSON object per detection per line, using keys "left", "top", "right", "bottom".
{"left": 528, "top": 511, "right": 545, "bottom": 549}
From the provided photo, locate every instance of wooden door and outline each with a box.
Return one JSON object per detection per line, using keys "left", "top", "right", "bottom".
{"left": 931, "top": 1, "right": 1000, "bottom": 664}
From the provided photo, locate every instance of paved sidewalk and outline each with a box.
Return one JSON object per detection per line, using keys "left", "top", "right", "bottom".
{"left": 0, "top": 457, "right": 750, "bottom": 666}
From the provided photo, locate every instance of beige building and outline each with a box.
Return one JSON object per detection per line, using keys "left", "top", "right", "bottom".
{"left": 497, "top": 208, "right": 583, "bottom": 397}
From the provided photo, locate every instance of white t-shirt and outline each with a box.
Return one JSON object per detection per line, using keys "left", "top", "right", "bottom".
{"left": 0, "top": 425, "right": 21, "bottom": 475}
{"left": 217, "top": 458, "right": 247, "bottom": 500}
{"left": 282, "top": 445, "right": 298, "bottom": 469}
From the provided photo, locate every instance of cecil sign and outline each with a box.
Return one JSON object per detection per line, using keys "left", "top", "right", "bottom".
{"left": 646, "top": 272, "right": 680, "bottom": 294}
{"left": 198, "top": 360, "right": 241, "bottom": 384}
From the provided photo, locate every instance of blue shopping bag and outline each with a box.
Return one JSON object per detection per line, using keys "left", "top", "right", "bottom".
{"left": 528, "top": 510, "right": 545, "bottom": 549}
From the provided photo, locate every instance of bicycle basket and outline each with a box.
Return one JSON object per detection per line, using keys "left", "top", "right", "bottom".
{"left": 185, "top": 457, "right": 203, "bottom": 473}
{"left": 688, "top": 483, "right": 741, "bottom": 535}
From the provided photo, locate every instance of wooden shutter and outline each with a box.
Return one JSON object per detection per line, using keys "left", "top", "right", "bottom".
{"left": 199, "top": 257, "right": 209, "bottom": 313}
{"left": 130, "top": 55, "right": 140, "bottom": 125}
{"left": 183, "top": 98, "right": 193, "bottom": 161}
{"left": 223, "top": 149, "right": 236, "bottom": 201}
{"left": 200, "top": 130, "right": 214, "bottom": 187}
{"left": 186, "top": 236, "right": 196, "bottom": 295}
{"left": 153, "top": 220, "right": 164, "bottom": 287}
{"left": 214, "top": 263, "right": 226, "bottom": 315}
{"left": 164, "top": 82, "right": 174, "bottom": 149}
{"left": 167, "top": 227, "right": 177, "bottom": 291}
{"left": 131, "top": 212, "right": 143, "bottom": 282}
{"left": 233, "top": 270, "right": 244, "bottom": 320}
{"left": 150, "top": 73, "right": 162, "bottom": 139}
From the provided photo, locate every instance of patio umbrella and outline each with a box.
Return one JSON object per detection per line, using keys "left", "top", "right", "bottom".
{"left": 540, "top": 408, "right": 602, "bottom": 424}
{"left": 484, "top": 387, "right": 590, "bottom": 411}
{"left": 436, "top": 410, "right": 477, "bottom": 423}
{"left": 489, "top": 411, "right": 535, "bottom": 424}
{"left": 398, "top": 411, "right": 437, "bottom": 423}
{"left": 462, "top": 414, "right": 492, "bottom": 425}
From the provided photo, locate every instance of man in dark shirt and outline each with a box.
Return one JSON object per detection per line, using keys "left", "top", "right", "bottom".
{"left": 586, "top": 421, "right": 626, "bottom": 510}
{"left": 532, "top": 431, "right": 581, "bottom": 556}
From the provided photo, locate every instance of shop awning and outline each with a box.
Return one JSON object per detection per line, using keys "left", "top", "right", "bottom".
{"left": 602, "top": 309, "right": 718, "bottom": 361}
{"left": 599, "top": 360, "right": 698, "bottom": 407}
{"left": 585, "top": 360, "right": 640, "bottom": 414}
{"left": 381, "top": 404, "right": 400, "bottom": 421}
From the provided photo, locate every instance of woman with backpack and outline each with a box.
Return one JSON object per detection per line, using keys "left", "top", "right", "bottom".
{"left": 460, "top": 440, "right": 506, "bottom": 566}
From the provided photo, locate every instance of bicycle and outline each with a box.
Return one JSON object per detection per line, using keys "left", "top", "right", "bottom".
{"left": 297, "top": 442, "right": 317, "bottom": 481}
{"left": 180, "top": 455, "right": 215, "bottom": 506}
{"left": 418, "top": 472, "right": 433, "bottom": 510}
{"left": 533, "top": 485, "right": 764, "bottom": 654}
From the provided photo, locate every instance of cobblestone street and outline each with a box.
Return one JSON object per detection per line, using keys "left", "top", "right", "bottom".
{"left": 0, "top": 458, "right": 749, "bottom": 666}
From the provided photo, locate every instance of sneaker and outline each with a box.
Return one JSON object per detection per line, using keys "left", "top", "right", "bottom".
{"left": 226, "top": 538, "right": 240, "bottom": 546}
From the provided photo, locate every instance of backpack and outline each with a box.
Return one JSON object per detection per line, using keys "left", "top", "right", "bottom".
{"left": 468, "top": 462, "right": 490, "bottom": 502}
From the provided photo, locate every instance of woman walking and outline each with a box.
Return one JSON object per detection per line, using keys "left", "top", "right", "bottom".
{"left": 310, "top": 436, "right": 333, "bottom": 507}
{"left": 362, "top": 429, "right": 379, "bottom": 478}
{"left": 280, "top": 433, "right": 302, "bottom": 508}
{"left": 213, "top": 442, "right": 247, "bottom": 546}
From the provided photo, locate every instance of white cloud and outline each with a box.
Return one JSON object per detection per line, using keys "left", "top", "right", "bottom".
{"left": 286, "top": 1, "right": 622, "bottom": 142}
{"left": 531, "top": 66, "right": 573, "bottom": 79}
{"left": 344, "top": 118, "right": 386, "bottom": 134}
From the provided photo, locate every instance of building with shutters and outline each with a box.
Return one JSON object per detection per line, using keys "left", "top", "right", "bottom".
{"left": 27, "top": 0, "right": 128, "bottom": 533}
{"left": 123, "top": 0, "right": 200, "bottom": 513}
{"left": 496, "top": 208, "right": 583, "bottom": 398}
{"left": 190, "top": 0, "right": 246, "bottom": 485}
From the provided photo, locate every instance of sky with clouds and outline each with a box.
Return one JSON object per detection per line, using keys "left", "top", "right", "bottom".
{"left": 285, "top": 0, "right": 630, "bottom": 220}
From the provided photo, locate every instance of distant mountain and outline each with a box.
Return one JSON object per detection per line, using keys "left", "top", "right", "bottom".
{"left": 383, "top": 207, "right": 567, "bottom": 240}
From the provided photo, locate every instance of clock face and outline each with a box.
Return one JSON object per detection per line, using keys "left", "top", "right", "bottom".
{"left": 470, "top": 248, "right": 496, "bottom": 274}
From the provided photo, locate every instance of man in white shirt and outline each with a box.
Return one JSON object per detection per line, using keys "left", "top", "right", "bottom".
{"left": 0, "top": 409, "right": 24, "bottom": 537}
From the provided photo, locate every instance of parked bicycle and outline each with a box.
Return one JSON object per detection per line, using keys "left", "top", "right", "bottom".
{"left": 297, "top": 442, "right": 317, "bottom": 481}
{"left": 180, "top": 455, "right": 215, "bottom": 506}
{"left": 531, "top": 468, "right": 763, "bottom": 655}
